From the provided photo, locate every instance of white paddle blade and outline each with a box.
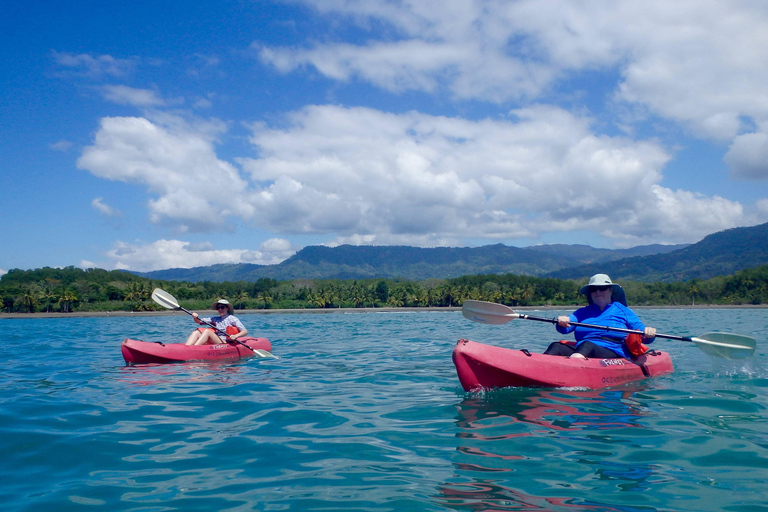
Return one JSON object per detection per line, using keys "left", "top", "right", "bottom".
{"left": 692, "top": 332, "right": 757, "bottom": 360}
{"left": 253, "top": 349, "right": 279, "bottom": 359}
{"left": 151, "top": 288, "right": 180, "bottom": 310}
{"left": 461, "top": 300, "right": 519, "bottom": 325}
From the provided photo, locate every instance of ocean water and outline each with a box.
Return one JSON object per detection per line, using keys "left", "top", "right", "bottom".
{"left": 1, "top": 308, "right": 766, "bottom": 512}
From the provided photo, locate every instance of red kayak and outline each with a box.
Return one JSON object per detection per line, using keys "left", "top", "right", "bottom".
{"left": 122, "top": 337, "right": 273, "bottom": 364}
{"left": 453, "top": 339, "right": 673, "bottom": 391}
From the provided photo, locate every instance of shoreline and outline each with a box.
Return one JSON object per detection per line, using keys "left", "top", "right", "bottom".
{"left": 1, "top": 303, "right": 766, "bottom": 320}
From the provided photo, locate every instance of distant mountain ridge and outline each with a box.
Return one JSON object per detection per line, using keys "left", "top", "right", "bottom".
{"left": 133, "top": 241, "right": 686, "bottom": 283}
{"left": 546, "top": 222, "right": 768, "bottom": 282}
{"left": 131, "top": 222, "right": 768, "bottom": 283}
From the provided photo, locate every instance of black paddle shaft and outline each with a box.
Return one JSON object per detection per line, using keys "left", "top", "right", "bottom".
{"left": 517, "top": 313, "right": 693, "bottom": 342}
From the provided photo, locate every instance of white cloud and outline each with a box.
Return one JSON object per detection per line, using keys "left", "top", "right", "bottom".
{"left": 260, "top": 1, "right": 768, "bottom": 150}
{"left": 78, "top": 104, "right": 748, "bottom": 250}
{"left": 101, "top": 85, "right": 167, "bottom": 107}
{"left": 724, "top": 132, "right": 768, "bottom": 180}
{"left": 50, "top": 140, "right": 73, "bottom": 152}
{"left": 77, "top": 114, "right": 253, "bottom": 231}
{"left": 100, "top": 238, "right": 297, "bottom": 272}
{"left": 92, "top": 197, "right": 121, "bottom": 217}
{"left": 240, "top": 104, "right": 743, "bottom": 246}
{"left": 51, "top": 50, "right": 136, "bottom": 77}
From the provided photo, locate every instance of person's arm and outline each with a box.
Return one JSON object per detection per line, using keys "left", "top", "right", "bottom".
{"left": 556, "top": 314, "right": 575, "bottom": 334}
{"left": 229, "top": 328, "right": 248, "bottom": 340}
{"left": 228, "top": 318, "right": 248, "bottom": 340}
{"left": 623, "top": 307, "right": 656, "bottom": 342}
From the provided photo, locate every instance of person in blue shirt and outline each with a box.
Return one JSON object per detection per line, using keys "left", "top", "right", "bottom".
{"left": 544, "top": 274, "right": 656, "bottom": 359}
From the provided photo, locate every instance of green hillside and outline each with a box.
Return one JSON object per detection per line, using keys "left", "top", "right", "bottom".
{"left": 547, "top": 222, "right": 768, "bottom": 282}
{"left": 134, "top": 242, "right": 685, "bottom": 282}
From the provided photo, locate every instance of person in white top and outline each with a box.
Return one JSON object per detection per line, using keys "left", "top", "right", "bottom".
{"left": 184, "top": 299, "right": 248, "bottom": 345}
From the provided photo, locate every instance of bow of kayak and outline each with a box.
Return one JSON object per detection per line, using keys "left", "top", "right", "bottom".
{"left": 453, "top": 339, "right": 673, "bottom": 391}
{"left": 122, "top": 337, "right": 273, "bottom": 364}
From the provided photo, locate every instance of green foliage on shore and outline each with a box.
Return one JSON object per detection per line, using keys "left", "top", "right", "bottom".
{"left": 1, "top": 264, "right": 767, "bottom": 314}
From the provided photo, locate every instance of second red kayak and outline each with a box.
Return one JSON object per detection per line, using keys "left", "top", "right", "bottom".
{"left": 453, "top": 339, "right": 674, "bottom": 391}
{"left": 122, "top": 337, "right": 273, "bottom": 364}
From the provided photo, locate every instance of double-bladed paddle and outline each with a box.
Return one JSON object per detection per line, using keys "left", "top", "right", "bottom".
{"left": 151, "top": 288, "right": 276, "bottom": 358}
{"left": 461, "top": 300, "right": 756, "bottom": 360}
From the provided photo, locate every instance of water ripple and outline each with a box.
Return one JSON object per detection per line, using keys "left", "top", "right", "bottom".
{"left": 0, "top": 310, "right": 766, "bottom": 511}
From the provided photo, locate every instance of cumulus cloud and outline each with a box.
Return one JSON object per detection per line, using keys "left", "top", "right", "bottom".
{"left": 100, "top": 238, "right": 296, "bottom": 272}
{"left": 77, "top": 114, "right": 252, "bottom": 231}
{"left": 77, "top": 105, "right": 747, "bottom": 250}
{"left": 240, "top": 104, "right": 741, "bottom": 246}
{"left": 259, "top": 1, "right": 768, "bottom": 150}
{"left": 724, "top": 132, "right": 768, "bottom": 180}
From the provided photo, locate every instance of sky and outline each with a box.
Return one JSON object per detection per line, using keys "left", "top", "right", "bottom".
{"left": 2, "top": 0, "right": 768, "bottom": 275}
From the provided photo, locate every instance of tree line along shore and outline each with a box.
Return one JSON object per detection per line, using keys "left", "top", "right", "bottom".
{"left": 1, "top": 265, "right": 767, "bottom": 315}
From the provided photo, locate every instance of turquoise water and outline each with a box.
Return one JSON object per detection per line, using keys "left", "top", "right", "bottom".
{"left": 1, "top": 309, "right": 766, "bottom": 511}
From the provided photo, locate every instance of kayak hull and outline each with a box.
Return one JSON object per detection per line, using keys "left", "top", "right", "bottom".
{"left": 121, "top": 337, "right": 272, "bottom": 364}
{"left": 453, "top": 339, "right": 674, "bottom": 391}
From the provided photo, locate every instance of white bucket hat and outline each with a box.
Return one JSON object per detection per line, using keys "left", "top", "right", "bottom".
{"left": 212, "top": 299, "right": 234, "bottom": 314}
{"left": 579, "top": 274, "right": 627, "bottom": 306}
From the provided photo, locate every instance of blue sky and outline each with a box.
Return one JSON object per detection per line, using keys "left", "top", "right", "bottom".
{"left": 3, "top": 0, "right": 768, "bottom": 274}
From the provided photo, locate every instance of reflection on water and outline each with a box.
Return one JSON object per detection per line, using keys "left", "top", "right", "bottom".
{"left": 439, "top": 387, "right": 661, "bottom": 511}
{"left": 118, "top": 360, "right": 248, "bottom": 386}
{"left": 438, "top": 480, "right": 645, "bottom": 512}
{"left": 456, "top": 388, "right": 646, "bottom": 433}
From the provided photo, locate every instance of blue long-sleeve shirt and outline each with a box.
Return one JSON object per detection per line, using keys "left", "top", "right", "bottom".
{"left": 556, "top": 302, "right": 654, "bottom": 358}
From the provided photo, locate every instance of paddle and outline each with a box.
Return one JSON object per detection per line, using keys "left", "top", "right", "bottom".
{"left": 461, "top": 300, "right": 756, "bottom": 360}
{"left": 151, "top": 287, "right": 275, "bottom": 357}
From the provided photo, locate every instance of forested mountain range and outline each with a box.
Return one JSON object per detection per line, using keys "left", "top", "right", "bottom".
{"left": 133, "top": 243, "right": 688, "bottom": 282}
{"left": 547, "top": 222, "right": 768, "bottom": 282}
{"left": 132, "top": 222, "right": 768, "bottom": 283}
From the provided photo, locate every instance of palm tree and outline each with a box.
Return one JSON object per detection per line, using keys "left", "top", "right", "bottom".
{"left": 441, "top": 285, "right": 458, "bottom": 307}
{"left": 350, "top": 283, "right": 367, "bottom": 308}
{"left": 58, "top": 290, "right": 78, "bottom": 313}
{"left": 520, "top": 283, "right": 536, "bottom": 304}
{"left": 688, "top": 283, "right": 700, "bottom": 306}
{"left": 256, "top": 291, "right": 273, "bottom": 309}
{"left": 41, "top": 287, "right": 57, "bottom": 313}
{"left": 308, "top": 292, "right": 327, "bottom": 309}
{"left": 124, "top": 281, "right": 145, "bottom": 303}
{"left": 233, "top": 290, "right": 249, "bottom": 309}
{"left": 21, "top": 290, "right": 38, "bottom": 313}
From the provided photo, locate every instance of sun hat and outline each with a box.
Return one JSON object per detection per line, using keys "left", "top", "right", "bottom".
{"left": 212, "top": 299, "right": 234, "bottom": 314}
{"left": 579, "top": 274, "right": 627, "bottom": 306}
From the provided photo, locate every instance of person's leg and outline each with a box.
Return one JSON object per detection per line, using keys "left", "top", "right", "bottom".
{"left": 192, "top": 329, "right": 221, "bottom": 345}
{"left": 543, "top": 342, "right": 578, "bottom": 356}
{"left": 573, "top": 341, "right": 622, "bottom": 359}
{"left": 185, "top": 329, "right": 203, "bottom": 345}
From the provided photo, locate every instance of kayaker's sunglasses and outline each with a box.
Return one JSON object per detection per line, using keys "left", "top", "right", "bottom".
{"left": 216, "top": 305, "right": 228, "bottom": 309}
{"left": 591, "top": 285, "right": 611, "bottom": 292}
